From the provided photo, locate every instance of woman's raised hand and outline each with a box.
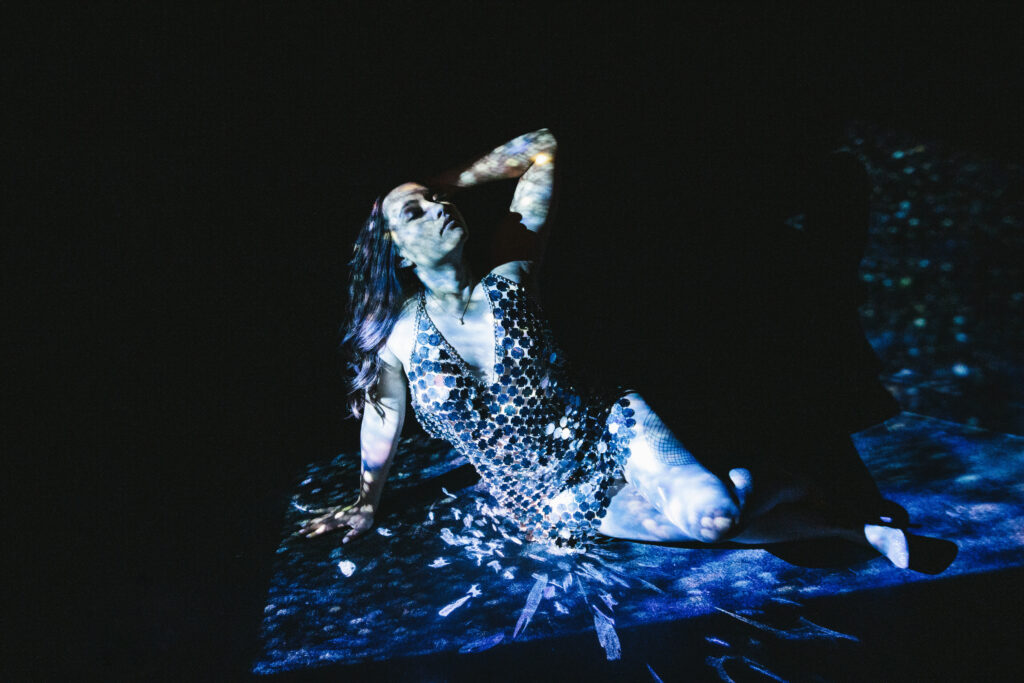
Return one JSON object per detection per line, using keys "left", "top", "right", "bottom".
{"left": 297, "top": 500, "right": 375, "bottom": 544}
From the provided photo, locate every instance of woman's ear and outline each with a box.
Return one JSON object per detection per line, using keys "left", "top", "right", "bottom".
{"left": 389, "top": 228, "right": 413, "bottom": 268}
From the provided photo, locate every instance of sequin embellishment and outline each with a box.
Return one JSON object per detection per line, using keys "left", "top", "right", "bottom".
{"left": 407, "top": 273, "right": 635, "bottom": 549}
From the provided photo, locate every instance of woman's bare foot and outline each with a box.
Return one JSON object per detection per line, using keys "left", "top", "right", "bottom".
{"left": 620, "top": 393, "right": 740, "bottom": 542}
{"left": 666, "top": 467, "right": 741, "bottom": 542}
{"left": 864, "top": 523, "right": 910, "bottom": 569}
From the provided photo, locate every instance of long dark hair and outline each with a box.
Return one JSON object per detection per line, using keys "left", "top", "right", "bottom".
{"left": 342, "top": 197, "right": 421, "bottom": 418}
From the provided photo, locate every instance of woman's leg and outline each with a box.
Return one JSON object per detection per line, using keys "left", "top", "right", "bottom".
{"left": 594, "top": 410, "right": 837, "bottom": 546}
{"left": 726, "top": 467, "right": 911, "bottom": 567}
{"left": 598, "top": 469, "right": 911, "bottom": 567}
{"left": 597, "top": 395, "right": 912, "bottom": 566}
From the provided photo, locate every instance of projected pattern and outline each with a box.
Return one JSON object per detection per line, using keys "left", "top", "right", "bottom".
{"left": 846, "top": 122, "right": 1024, "bottom": 434}
{"left": 255, "top": 413, "right": 1024, "bottom": 675}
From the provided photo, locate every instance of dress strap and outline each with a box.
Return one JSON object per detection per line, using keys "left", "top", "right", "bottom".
{"left": 410, "top": 290, "right": 427, "bottom": 370}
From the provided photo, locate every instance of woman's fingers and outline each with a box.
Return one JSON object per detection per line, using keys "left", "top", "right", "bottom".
{"left": 298, "top": 505, "right": 331, "bottom": 515}
{"left": 295, "top": 505, "right": 372, "bottom": 543}
{"left": 342, "top": 517, "right": 373, "bottom": 544}
{"left": 298, "top": 511, "right": 353, "bottom": 538}
{"left": 298, "top": 520, "right": 327, "bottom": 537}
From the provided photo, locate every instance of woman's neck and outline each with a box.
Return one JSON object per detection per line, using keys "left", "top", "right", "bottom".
{"left": 417, "top": 259, "right": 474, "bottom": 308}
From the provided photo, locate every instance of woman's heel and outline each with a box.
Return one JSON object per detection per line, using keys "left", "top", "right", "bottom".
{"left": 864, "top": 524, "right": 910, "bottom": 569}
{"left": 864, "top": 524, "right": 958, "bottom": 574}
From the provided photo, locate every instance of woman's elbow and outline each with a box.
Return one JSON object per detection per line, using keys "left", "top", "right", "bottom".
{"left": 535, "top": 127, "right": 557, "bottom": 151}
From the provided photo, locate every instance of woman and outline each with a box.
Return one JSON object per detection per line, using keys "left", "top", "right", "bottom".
{"left": 298, "top": 128, "right": 929, "bottom": 569}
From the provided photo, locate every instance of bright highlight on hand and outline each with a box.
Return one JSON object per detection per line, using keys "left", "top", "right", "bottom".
{"left": 298, "top": 502, "right": 375, "bottom": 544}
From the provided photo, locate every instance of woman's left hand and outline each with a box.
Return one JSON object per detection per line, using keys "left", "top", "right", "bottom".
{"left": 296, "top": 501, "right": 376, "bottom": 543}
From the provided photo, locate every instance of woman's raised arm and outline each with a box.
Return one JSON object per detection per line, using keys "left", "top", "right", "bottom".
{"left": 432, "top": 128, "right": 558, "bottom": 234}
{"left": 299, "top": 347, "right": 407, "bottom": 543}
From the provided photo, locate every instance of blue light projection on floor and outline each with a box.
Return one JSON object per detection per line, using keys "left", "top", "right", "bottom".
{"left": 254, "top": 413, "right": 1024, "bottom": 676}
{"left": 254, "top": 125, "right": 1024, "bottom": 676}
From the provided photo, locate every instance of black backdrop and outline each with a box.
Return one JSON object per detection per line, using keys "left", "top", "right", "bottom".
{"left": 8, "top": 3, "right": 1023, "bottom": 678}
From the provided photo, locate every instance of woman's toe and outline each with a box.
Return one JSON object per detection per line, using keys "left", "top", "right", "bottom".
{"left": 712, "top": 515, "right": 735, "bottom": 531}
{"left": 694, "top": 508, "right": 738, "bottom": 542}
{"left": 663, "top": 466, "right": 741, "bottom": 542}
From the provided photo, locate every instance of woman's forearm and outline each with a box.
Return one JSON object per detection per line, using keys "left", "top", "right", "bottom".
{"left": 356, "top": 405, "right": 404, "bottom": 509}
{"left": 444, "top": 128, "right": 557, "bottom": 189}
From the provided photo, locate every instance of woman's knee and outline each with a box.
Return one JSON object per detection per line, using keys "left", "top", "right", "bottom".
{"left": 618, "top": 393, "right": 699, "bottom": 470}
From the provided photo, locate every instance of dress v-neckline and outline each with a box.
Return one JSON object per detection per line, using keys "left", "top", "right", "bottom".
{"left": 417, "top": 274, "right": 500, "bottom": 388}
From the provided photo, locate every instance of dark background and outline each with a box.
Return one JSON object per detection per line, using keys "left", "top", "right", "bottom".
{"left": 7, "top": 3, "right": 1023, "bottom": 679}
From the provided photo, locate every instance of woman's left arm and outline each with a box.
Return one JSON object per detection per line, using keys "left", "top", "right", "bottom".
{"left": 432, "top": 128, "right": 557, "bottom": 234}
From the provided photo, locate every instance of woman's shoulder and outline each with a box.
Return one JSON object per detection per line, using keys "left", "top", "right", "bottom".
{"left": 383, "top": 296, "right": 420, "bottom": 370}
{"left": 487, "top": 260, "right": 534, "bottom": 284}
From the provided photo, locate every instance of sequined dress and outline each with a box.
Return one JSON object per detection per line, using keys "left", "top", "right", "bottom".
{"left": 406, "top": 272, "right": 637, "bottom": 549}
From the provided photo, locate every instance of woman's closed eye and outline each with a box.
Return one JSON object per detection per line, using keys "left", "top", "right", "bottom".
{"left": 401, "top": 203, "right": 425, "bottom": 221}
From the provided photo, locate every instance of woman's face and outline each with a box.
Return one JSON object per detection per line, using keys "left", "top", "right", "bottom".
{"left": 382, "top": 182, "right": 468, "bottom": 268}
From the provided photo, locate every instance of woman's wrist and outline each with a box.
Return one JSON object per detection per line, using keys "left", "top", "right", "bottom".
{"left": 354, "top": 497, "right": 378, "bottom": 513}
